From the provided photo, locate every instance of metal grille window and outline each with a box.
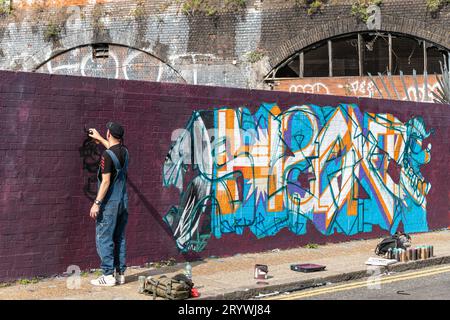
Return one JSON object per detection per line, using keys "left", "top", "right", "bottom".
{"left": 268, "top": 32, "right": 449, "bottom": 80}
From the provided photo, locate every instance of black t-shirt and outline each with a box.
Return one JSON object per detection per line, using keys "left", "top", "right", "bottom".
{"left": 100, "top": 144, "right": 128, "bottom": 181}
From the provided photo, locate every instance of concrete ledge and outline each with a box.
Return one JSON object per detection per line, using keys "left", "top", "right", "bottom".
{"left": 198, "top": 256, "right": 450, "bottom": 300}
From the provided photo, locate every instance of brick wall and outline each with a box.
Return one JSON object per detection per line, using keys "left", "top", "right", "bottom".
{"left": 0, "top": 1, "right": 448, "bottom": 89}
{"left": 0, "top": 70, "right": 448, "bottom": 282}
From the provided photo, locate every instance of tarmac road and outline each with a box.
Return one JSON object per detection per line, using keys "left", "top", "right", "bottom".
{"left": 269, "top": 265, "right": 450, "bottom": 300}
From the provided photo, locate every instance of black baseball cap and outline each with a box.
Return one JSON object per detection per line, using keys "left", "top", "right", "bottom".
{"left": 106, "top": 121, "right": 124, "bottom": 139}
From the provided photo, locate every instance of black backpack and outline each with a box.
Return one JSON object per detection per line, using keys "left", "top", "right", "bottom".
{"left": 375, "top": 233, "right": 411, "bottom": 256}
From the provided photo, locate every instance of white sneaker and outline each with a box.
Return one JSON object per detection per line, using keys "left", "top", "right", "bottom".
{"left": 115, "top": 273, "right": 125, "bottom": 285}
{"left": 90, "top": 274, "right": 116, "bottom": 287}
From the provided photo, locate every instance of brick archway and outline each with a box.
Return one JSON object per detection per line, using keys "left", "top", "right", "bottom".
{"left": 31, "top": 42, "right": 186, "bottom": 83}
{"left": 22, "top": 29, "right": 182, "bottom": 79}
{"left": 266, "top": 15, "right": 450, "bottom": 73}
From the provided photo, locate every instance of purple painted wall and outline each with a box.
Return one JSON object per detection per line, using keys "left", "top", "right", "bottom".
{"left": 0, "top": 70, "right": 449, "bottom": 282}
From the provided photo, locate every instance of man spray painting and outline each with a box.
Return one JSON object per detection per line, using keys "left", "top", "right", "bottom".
{"left": 88, "top": 122, "right": 130, "bottom": 286}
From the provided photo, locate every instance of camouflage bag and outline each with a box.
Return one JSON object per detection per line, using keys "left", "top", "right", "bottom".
{"left": 143, "top": 274, "right": 192, "bottom": 300}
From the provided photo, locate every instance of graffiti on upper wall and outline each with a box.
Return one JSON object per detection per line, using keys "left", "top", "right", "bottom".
{"left": 162, "top": 103, "right": 433, "bottom": 252}
{"left": 280, "top": 75, "right": 440, "bottom": 103}
{"left": 36, "top": 45, "right": 185, "bottom": 83}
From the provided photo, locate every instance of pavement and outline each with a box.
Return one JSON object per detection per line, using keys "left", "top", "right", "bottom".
{"left": 0, "top": 229, "right": 449, "bottom": 300}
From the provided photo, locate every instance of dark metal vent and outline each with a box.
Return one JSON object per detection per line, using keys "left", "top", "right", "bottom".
{"left": 92, "top": 43, "right": 109, "bottom": 59}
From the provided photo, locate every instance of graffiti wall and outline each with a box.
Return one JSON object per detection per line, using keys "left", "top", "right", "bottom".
{"left": 274, "top": 75, "right": 440, "bottom": 103}
{"left": 0, "top": 70, "right": 448, "bottom": 281}
{"left": 163, "top": 103, "right": 433, "bottom": 252}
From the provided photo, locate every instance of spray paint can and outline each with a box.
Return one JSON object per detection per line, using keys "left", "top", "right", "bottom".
{"left": 138, "top": 276, "right": 146, "bottom": 293}
{"left": 430, "top": 245, "right": 434, "bottom": 257}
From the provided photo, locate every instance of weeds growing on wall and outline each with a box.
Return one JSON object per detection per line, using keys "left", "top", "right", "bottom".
{"left": 132, "top": 0, "right": 147, "bottom": 20}
{"left": 246, "top": 49, "right": 265, "bottom": 63}
{"left": 427, "top": 0, "right": 450, "bottom": 16}
{"left": 0, "top": 0, "right": 11, "bottom": 16}
{"left": 146, "top": 258, "right": 177, "bottom": 269}
{"left": 179, "top": 0, "right": 246, "bottom": 16}
{"left": 294, "top": 0, "right": 325, "bottom": 16}
{"left": 44, "top": 23, "right": 62, "bottom": 43}
{"left": 16, "top": 277, "right": 41, "bottom": 285}
{"left": 225, "top": 0, "right": 247, "bottom": 10}
{"left": 351, "top": 0, "right": 382, "bottom": 22}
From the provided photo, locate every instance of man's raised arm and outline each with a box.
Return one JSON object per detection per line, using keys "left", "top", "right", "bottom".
{"left": 88, "top": 128, "right": 110, "bottom": 149}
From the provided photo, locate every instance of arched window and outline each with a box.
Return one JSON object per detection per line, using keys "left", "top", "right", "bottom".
{"left": 269, "top": 32, "right": 449, "bottom": 79}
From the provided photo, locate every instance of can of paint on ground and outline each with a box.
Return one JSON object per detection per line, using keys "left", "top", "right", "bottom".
{"left": 401, "top": 249, "right": 407, "bottom": 262}
{"left": 407, "top": 248, "right": 413, "bottom": 261}
{"left": 387, "top": 248, "right": 392, "bottom": 259}
{"left": 254, "top": 264, "right": 268, "bottom": 280}
{"left": 138, "top": 276, "right": 146, "bottom": 293}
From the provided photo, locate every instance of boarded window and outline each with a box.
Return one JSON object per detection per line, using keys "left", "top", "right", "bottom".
{"left": 427, "top": 45, "right": 448, "bottom": 74}
{"left": 303, "top": 43, "right": 329, "bottom": 77}
{"left": 391, "top": 36, "right": 424, "bottom": 75}
{"left": 332, "top": 35, "right": 359, "bottom": 76}
{"left": 362, "top": 34, "right": 390, "bottom": 75}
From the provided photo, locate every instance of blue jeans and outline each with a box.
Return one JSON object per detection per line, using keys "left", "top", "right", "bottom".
{"left": 96, "top": 200, "right": 128, "bottom": 276}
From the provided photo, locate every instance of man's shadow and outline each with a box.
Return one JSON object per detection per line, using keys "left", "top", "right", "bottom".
{"left": 125, "top": 178, "right": 205, "bottom": 284}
